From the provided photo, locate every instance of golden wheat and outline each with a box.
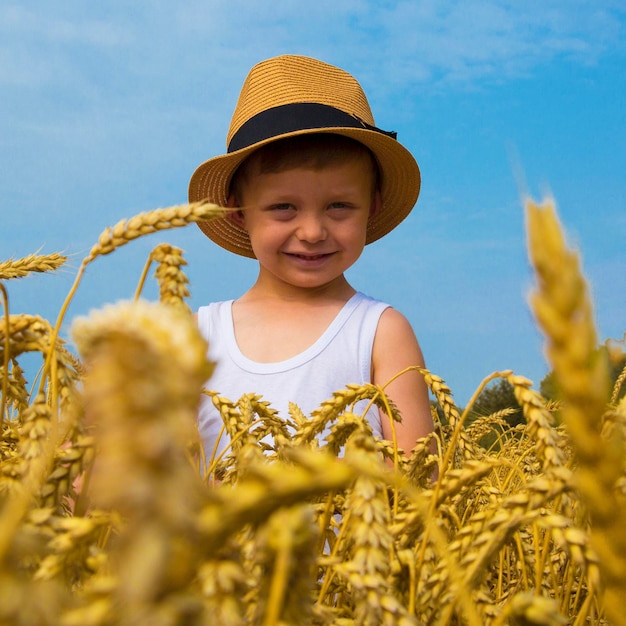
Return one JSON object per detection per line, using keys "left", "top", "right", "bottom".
{"left": 134, "top": 243, "right": 192, "bottom": 313}
{"left": 611, "top": 363, "right": 626, "bottom": 407}
{"left": 198, "top": 556, "right": 248, "bottom": 626}
{"left": 253, "top": 503, "right": 318, "bottom": 625}
{"left": 0, "top": 194, "right": 623, "bottom": 625}
{"left": 0, "top": 253, "right": 67, "bottom": 281}
{"left": 72, "top": 300, "right": 213, "bottom": 626}
{"left": 44, "top": 201, "right": 227, "bottom": 386}
{"left": 84, "top": 201, "right": 226, "bottom": 264}
{"left": 337, "top": 434, "right": 416, "bottom": 626}
{"left": 527, "top": 197, "right": 626, "bottom": 624}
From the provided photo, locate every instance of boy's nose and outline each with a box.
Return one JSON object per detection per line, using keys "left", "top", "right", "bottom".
{"left": 296, "top": 215, "right": 327, "bottom": 243}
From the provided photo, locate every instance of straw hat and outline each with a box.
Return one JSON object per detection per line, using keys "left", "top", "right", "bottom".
{"left": 188, "top": 54, "right": 421, "bottom": 258}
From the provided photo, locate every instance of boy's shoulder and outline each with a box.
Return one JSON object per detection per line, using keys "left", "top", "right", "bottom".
{"left": 374, "top": 306, "right": 421, "bottom": 356}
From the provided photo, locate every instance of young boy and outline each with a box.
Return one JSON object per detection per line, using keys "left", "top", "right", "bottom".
{"left": 188, "top": 54, "right": 434, "bottom": 462}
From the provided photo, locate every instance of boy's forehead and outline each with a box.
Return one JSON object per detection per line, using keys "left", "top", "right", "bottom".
{"left": 240, "top": 139, "right": 377, "bottom": 180}
{"left": 239, "top": 158, "right": 378, "bottom": 201}
{"left": 249, "top": 150, "right": 374, "bottom": 178}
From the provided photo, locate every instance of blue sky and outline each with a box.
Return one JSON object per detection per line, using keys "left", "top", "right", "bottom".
{"left": 2, "top": 1, "right": 625, "bottom": 405}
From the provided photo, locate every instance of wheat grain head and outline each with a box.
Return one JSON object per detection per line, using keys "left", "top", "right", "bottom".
{"left": 0, "top": 253, "right": 67, "bottom": 280}
{"left": 526, "top": 197, "right": 625, "bottom": 622}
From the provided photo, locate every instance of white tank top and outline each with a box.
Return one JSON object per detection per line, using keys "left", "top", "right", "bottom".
{"left": 196, "top": 292, "right": 390, "bottom": 460}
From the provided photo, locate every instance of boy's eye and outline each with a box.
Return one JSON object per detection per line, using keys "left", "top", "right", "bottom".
{"left": 266, "top": 203, "right": 296, "bottom": 219}
{"left": 328, "top": 202, "right": 354, "bottom": 212}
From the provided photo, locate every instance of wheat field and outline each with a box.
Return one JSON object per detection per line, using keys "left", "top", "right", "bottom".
{"left": 1, "top": 198, "right": 625, "bottom": 625}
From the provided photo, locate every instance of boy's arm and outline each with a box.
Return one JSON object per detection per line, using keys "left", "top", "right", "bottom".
{"left": 372, "top": 308, "right": 435, "bottom": 454}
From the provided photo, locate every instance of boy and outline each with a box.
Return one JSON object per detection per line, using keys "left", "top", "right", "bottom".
{"left": 189, "top": 54, "right": 434, "bottom": 463}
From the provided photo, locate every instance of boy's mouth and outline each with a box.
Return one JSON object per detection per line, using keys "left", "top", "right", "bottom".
{"left": 285, "top": 252, "right": 332, "bottom": 261}
{"left": 289, "top": 253, "right": 331, "bottom": 260}
{"left": 284, "top": 251, "right": 336, "bottom": 264}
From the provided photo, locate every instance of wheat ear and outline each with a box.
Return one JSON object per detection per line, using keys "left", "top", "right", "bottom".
{"left": 43, "top": 201, "right": 226, "bottom": 397}
{"left": 253, "top": 504, "right": 318, "bottom": 626}
{"left": 526, "top": 197, "right": 625, "bottom": 623}
{"left": 134, "top": 242, "right": 192, "bottom": 312}
{"left": 0, "top": 253, "right": 67, "bottom": 280}
{"left": 72, "top": 300, "right": 213, "bottom": 624}
{"left": 0, "top": 314, "right": 52, "bottom": 427}
{"left": 610, "top": 362, "right": 626, "bottom": 407}
{"left": 506, "top": 372, "right": 568, "bottom": 471}
{"left": 198, "top": 556, "right": 248, "bottom": 626}
{"left": 333, "top": 433, "right": 412, "bottom": 626}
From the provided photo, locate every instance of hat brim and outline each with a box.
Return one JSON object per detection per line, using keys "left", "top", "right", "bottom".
{"left": 188, "top": 127, "right": 420, "bottom": 259}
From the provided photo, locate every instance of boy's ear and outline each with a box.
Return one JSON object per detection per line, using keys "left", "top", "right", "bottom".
{"left": 226, "top": 194, "right": 246, "bottom": 228}
{"left": 369, "top": 191, "right": 383, "bottom": 218}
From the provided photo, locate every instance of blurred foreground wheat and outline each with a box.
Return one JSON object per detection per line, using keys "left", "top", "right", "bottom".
{"left": 0, "top": 198, "right": 624, "bottom": 625}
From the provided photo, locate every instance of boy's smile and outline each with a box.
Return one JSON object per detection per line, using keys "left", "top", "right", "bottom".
{"left": 231, "top": 157, "right": 380, "bottom": 295}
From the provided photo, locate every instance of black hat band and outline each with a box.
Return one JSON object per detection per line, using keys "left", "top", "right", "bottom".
{"left": 228, "top": 102, "right": 397, "bottom": 153}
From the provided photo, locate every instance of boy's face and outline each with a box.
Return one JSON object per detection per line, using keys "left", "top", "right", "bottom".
{"left": 229, "top": 156, "right": 381, "bottom": 293}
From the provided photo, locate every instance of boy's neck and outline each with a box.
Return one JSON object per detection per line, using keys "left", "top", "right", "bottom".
{"left": 240, "top": 272, "right": 356, "bottom": 305}
{"left": 231, "top": 273, "right": 357, "bottom": 363}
